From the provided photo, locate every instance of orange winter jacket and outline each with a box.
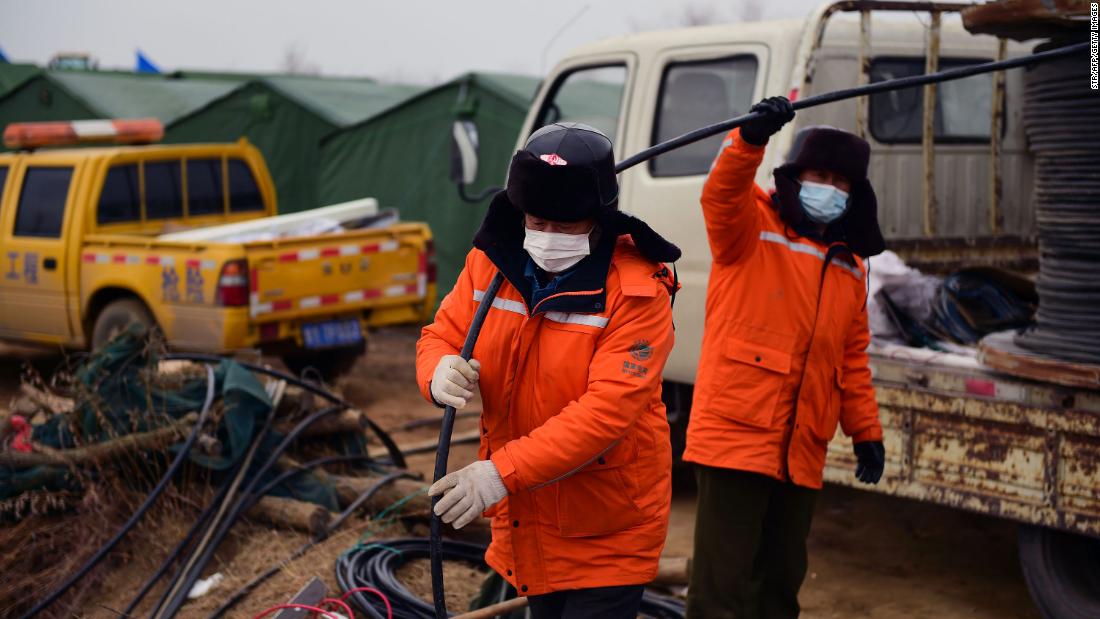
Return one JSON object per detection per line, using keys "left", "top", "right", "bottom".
{"left": 683, "top": 127, "right": 882, "bottom": 489}
{"left": 417, "top": 236, "right": 676, "bottom": 596}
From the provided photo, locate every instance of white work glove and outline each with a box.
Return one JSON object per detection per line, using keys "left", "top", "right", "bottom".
{"left": 430, "top": 355, "right": 481, "bottom": 409}
{"left": 428, "top": 460, "right": 507, "bottom": 529}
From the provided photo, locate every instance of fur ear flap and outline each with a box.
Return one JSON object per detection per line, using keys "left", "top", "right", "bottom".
{"left": 772, "top": 165, "right": 807, "bottom": 228}
{"left": 599, "top": 210, "right": 682, "bottom": 263}
{"left": 473, "top": 190, "right": 524, "bottom": 252}
{"left": 839, "top": 178, "right": 886, "bottom": 257}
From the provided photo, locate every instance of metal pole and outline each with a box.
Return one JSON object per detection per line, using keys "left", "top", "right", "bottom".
{"left": 922, "top": 11, "right": 941, "bottom": 237}
{"left": 990, "top": 37, "right": 1007, "bottom": 234}
{"left": 856, "top": 9, "right": 871, "bottom": 140}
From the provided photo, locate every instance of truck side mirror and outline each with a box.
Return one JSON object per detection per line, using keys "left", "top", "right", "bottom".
{"left": 450, "top": 120, "right": 479, "bottom": 186}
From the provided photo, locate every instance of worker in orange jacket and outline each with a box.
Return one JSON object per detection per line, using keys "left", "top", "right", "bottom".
{"left": 417, "top": 122, "right": 681, "bottom": 619}
{"left": 685, "top": 97, "right": 888, "bottom": 619}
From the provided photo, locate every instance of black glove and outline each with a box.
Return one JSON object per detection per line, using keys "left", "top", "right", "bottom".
{"left": 853, "top": 440, "right": 885, "bottom": 484}
{"left": 739, "top": 96, "right": 796, "bottom": 146}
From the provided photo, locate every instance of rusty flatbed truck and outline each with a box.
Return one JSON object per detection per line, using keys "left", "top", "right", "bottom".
{"left": 468, "top": 1, "right": 1099, "bottom": 616}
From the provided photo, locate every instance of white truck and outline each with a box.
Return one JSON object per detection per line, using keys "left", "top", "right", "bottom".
{"left": 451, "top": 2, "right": 1098, "bottom": 617}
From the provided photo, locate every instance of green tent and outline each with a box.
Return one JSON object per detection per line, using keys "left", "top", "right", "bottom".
{"left": 318, "top": 71, "right": 540, "bottom": 300}
{"left": 0, "top": 71, "right": 242, "bottom": 135}
{"left": 165, "top": 77, "right": 422, "bottom": 212}
{"left": 0, "top": 63, "right": 40, "bottom": 98}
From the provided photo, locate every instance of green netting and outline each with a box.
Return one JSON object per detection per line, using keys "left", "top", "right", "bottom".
{"left": 1, "top": 324, "right": 339, "bottom": 511}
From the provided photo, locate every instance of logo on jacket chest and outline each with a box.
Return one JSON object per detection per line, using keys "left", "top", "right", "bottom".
{"left": 629, "top": 339, "right": 652, "bottom": 361}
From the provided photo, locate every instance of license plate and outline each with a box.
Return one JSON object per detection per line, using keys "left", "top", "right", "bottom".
{"left": 301, "top": 319, "right": 363, "bottom": 349}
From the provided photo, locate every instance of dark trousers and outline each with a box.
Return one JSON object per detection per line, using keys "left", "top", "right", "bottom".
{"left": 686, "top": 465, "right": 819, "bottom": 619}
{"left": 527, "top": 584, "right": 645, "bottom": 619}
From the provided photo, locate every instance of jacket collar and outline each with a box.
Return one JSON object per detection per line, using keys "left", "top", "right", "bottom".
{"left": 474, "top": 192, "right": 611, "bottom": 315}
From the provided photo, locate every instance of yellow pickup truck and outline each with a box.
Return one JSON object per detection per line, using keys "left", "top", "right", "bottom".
{"left": 0, "top": 120, "right": 436, "bottom": 376}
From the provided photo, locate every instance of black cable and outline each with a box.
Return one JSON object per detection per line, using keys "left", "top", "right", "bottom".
{"left": 122, "top": 472, "right": 233, "bottom": 616}
{"left": 17, "top": 365, "right": 216, "bottom": 619}
{"left": 613, "top": 41, "right": 1088, "bottom": 173}
{"left": 155, "top": 404, "right": 347, "bottom": 619}
{"left": 450, "top": 43, "right": 1088, "bottom": 212}
{"left": 130, "top": 419, "right": 346, "bottom": 615}
{"left": 430, "top": 271, "right": 505, "bottom": 618}
{"left": 457, "top": 182, "right": 500, "bottom": 203}
{"left": 147, "top": 399, "right": 278, "bottom": 618}
{"left": 207, "top": 470, "right": 416, "bottom": 619}
{"left": 162, "top": 353, "right": 407, "bottom": 468}
{"left": 337, "top": 537, "right": 687, "bottom": 619}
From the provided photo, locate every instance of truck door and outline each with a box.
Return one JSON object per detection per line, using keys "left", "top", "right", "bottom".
{"left": 618, "top": 43, "right": 768, "bottom": 384}
{"left": 0, "top": 162, "right": 77, "bottom": 343}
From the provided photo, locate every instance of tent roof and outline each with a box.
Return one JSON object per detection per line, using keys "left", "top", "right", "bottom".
{"left": 325, "top": 71, "right": 540, "bottom": 140}
{"left": 261, "top": 76, "right": 424, "bottom": 126}
{"left": 472, "top": 72, "right": 542, "bottom": 109}
{"left": 45, "top": 71, "right": 244, "bottom": 124}
{"left": 0, "top": 63, "right": 41, "bottom": 96}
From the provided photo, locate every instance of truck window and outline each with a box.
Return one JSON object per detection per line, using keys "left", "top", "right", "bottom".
{"left": 186, "top": 158, "right": 225, "bottom": 216}
{"left": 0, "top": 166, "right": 8, "bottom": 200}
{"left": 534, "top": 64, "right": 627, "bottom": 142}
{"left": 650, "top": 55, "right": 758, "bottom": 177}
{"left": 145, "top": 160, "right": 183, "bottom": 219}
{"left": 227, "top": 159, "right": 264, "bottom": 212}
{"left": 869, "top": 57, "right": 994, "bottom": 143}
{"left": 13, "top": 167, "right": 73, "bottom": 238}
{"left": 97, "top": 164, "right": 140, "bottom": 224}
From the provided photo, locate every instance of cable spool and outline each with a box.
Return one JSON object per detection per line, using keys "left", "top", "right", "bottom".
{"left": 1014, "top": 40, "right": 1100, "bottom": 363}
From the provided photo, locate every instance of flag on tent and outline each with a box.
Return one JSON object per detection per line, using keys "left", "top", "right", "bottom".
{"left": 136, "top": 49, "right": 161, "bottom": 73}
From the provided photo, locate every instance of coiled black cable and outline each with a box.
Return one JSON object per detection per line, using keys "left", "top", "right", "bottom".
{"left": 17, "top": 364, "right": 216, "bottom": 619}
{"left": 336, "top": 537, "right": 686, "bottom": 619}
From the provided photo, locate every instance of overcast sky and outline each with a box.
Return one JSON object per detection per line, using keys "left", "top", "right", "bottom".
{"left": 0, "top": 0, "right": 834, "bottom": 84}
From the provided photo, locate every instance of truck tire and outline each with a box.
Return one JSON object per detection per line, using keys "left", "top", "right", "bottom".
{"left": 281, "top": 341, "right": 366, "bottom": 382}
{"left": 91, "top": 298, "right": 156, "bottom": 351}
{"left": 1018, "top": 525, "right": 1100, "bottom": 619}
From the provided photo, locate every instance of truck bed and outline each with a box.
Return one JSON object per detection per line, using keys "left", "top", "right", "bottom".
{"left": 824, "top": 342, "right": 1100, "bottom": 538}
{"left": 80, "top": 221, "right": 433, "bottom": 351}
{"left": 242, "top": 223, "right": 429, "bottom": 322}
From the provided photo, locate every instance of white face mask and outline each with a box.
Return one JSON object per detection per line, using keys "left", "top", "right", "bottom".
{"left": 523, "top": 227, "right": 591, "bottom": 273}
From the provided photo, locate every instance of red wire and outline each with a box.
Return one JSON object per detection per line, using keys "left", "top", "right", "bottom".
{"left": 251, "top": 602, "right": 342, "bottom": 619}
{"left": 321, "top": 597, "right": 356, "bottom": 618}
{"left": 340, "top": 586, "right": 393, "bottom": 619}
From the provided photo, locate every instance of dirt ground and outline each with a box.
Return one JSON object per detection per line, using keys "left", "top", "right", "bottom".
{"left": 0, "top": 331, "right": 1040, "bottom": 618}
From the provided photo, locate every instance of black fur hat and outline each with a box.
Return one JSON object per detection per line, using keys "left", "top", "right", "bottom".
{"left": 772, "top": 125, "right": 886, "bottom": 258}
{"left": 505, "top": 122, "right": 618, "bottom": 222}
{"left": 485, "top": 122, "right": 681, "bottom": 263}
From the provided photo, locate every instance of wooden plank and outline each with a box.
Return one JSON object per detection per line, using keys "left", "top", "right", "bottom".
{"left": 979, "top": 330, "right": 1100, "bottom": 389}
